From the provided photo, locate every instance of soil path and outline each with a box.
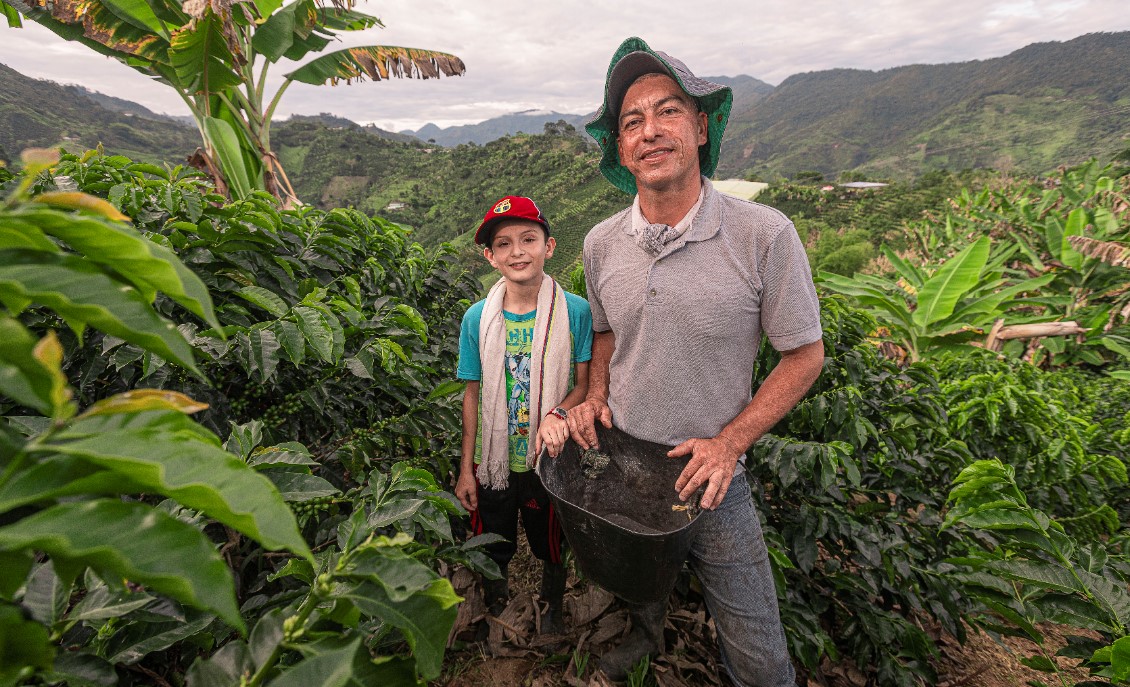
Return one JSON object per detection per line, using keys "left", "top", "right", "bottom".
{"left": 441, "top": 537, "right": 1096, "bottom": 687}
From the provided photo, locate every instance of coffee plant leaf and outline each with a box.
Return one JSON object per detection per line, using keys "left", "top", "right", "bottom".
{"left": 103, "top": 610, "right": 214, "bottom": 665}
{"left": 0, "top": 219, "right": 59, "bottom": 253}
{"left": 292, "top": 305, "right": 334, "bottom": 363}
{"left": 270, "top": 319, "right": 305, "bottom": 365}
{"left": 78, "top": 389, "right": 209, "bottom": 418}
{"left": 45, "top": 424, "right": 311, "bottom": 559}
{"left": 1032, "top": 592, "right": 1113, "bottom": 634}
{"left": 0, "top": 604, "right": 54, "bottom": 681}
{"left": 339, "top": 546, "right": 437, "bottom": 602}
{"left": 45, "top": 651, "right": 117, "bottom": 687}
{"left": 248, "top": 442, "right": 318, "bottom": 469}
{"left": 265, "top": 635, "right": 364, "bottom": 687}
{"left": 267, "top": 558, "right": 316, "bottom": 585}
{"left": 0, "top": 454, "right": 142, "bottom": 513}
{"left": 18, "top": 207, "right": 219, "bottom": 328}
{"left": 67, "top": 571, "right": 155, "bottom": 622}
{"left": 30, "top": 192, "right": 129, "bottom": 222}
{"left": 236, "top": 285, "right": 289, "bottom": 318}
{"left": 22, "top": 561, "right": 70, "bottom": 626}
{"left": 0, "top": 500, "right": 242, "bottom": 630}
{"left": 185, "top": 639, "right": 254, "bottom": 687}
{"left": 249, "top": 608, "right": 286, "bottom": 671}
{"left": 0, "top": 319, "right": 73, "bottom": 419}
{"left": 342, "top": 578, "right": 460, "bottom": 680}
{"left": 239, "top": 327, "right": 282, "bottom": 382}
{"left": 263, "top": 471, "right": 339, "bottom": 503}
{"left": 0, "top": 251, "right": 199, "bottom": 374}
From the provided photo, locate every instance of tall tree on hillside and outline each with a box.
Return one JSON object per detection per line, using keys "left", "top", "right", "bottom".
{"left": 0, "top": 0, "right": 465, "bottom": 204}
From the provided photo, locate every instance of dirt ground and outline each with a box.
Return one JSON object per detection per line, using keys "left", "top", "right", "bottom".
{"left": 439, "top": 535, "right": 1099, "bottom": 687}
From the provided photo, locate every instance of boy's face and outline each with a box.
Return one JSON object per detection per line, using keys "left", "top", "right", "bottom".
{"left": 484, "top": 219, "right": 555, "bottom": 286}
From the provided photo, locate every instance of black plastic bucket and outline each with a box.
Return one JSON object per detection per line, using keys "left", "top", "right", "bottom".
{"left": 539, "top": 424, "right": 704, "bottom": 604}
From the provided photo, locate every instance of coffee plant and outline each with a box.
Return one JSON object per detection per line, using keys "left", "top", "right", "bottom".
{"left": 0, "top": 149, "right": 496, "bottom": 685}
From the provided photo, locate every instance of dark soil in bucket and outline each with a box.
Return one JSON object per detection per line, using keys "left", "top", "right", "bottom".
{"left": 543, "top": 424, "right": 704, "bottom": 535}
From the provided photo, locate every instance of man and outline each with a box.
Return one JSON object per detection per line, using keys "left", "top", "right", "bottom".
{"left": 567, "top": 37, "right": 825, "bottom": 687}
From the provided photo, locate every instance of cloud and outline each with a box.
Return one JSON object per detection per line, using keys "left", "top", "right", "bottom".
{"left": 2, "top": 0, "right": 1128, "bottom": 131}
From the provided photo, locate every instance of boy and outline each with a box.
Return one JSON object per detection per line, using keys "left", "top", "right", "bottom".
{"left": 455, "top": 195, "right": 592, "bottom": 635}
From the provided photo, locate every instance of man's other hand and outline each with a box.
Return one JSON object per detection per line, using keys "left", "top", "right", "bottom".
{"left": 668, "top": 436, "right": 744, "bottom": 510}
{"left": 566, "top": 397, "right": 613, "bottom": 450}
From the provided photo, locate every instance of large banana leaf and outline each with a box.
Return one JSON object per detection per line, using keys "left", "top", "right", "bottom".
{"left": 286, "top": 45, "right": 465, "bottom": 85}
{"left": 94, "top": 0, "right": 168, "bottom": 38}
{"left": 168, "top": 11, "right": 244, "bottom": 94}
{"left": 1, "top": 0, "right": 22, "bottom": 27}
{"left": 203, "top": 116, "right": 254, "bottom": 200}
{"left": 0, "top": 499, "right": 242, "bottom": 631}
{"left": 913, "top": 236, "right": 991, "bottom": 328}
{"left": 254, "top": 2, "right": 380, "bottom": 62}
{"left": 6, "top": 0, "right": 161, "bottom": 58}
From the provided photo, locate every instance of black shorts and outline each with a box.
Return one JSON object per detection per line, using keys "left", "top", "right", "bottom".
{"left": 469, "top": 466, "right": 565, "bottom": 568}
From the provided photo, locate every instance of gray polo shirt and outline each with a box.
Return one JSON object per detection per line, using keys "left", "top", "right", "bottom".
{"left": 583, "top": 178, "right": 822, "bottom": 446}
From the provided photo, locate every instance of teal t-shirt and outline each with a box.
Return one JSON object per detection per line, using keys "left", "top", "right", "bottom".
{"left": 457, "top": 291, "right": 593, "bottom": 471}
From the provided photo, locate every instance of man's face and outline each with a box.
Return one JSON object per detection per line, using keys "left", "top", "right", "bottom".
{"left": 484, "top": 219, "right": 555, "bottom": 286}
{"left": 615, "top": 73, "right": 708, "bottom": 194}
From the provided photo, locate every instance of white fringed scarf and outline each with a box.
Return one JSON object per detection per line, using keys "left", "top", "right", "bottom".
{"left": 478, "top": 274, "right": 572, "bottom": 489}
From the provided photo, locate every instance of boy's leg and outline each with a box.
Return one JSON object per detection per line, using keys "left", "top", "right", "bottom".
{"left": 471, "top": 467, "right": 519, "bottom": 614}
{"left": 515, "top": 471, "right": 567, "bottom": 633}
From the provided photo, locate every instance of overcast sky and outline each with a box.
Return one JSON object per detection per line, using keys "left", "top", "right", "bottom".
{"left": 2, "top": 0, "right": 1128, "bottom": 133}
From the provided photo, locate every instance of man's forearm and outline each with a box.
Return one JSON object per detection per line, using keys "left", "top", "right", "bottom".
{"left": 587, "top": 330, "right": 615, "bottom": 402}
{"left": 717, "top": 340, "right": 824, "bottom": 453}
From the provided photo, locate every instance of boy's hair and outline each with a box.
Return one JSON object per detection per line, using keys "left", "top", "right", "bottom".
{"left": 475, "top": 196, "right": 551, "bottom": 246}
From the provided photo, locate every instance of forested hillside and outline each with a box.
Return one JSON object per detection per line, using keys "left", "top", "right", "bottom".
{"left": 722, "top": 31, "right": 1130, "bottom": 179}
{"left": 274, "top": 121, "right": 628, "bottom": 282}
{"left": 0, "top": 63, "right": 198, "bottom": 165}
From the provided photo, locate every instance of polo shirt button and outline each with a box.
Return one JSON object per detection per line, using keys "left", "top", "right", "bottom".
{"left": 649, "top": 288, "right": 657, "bottom": 296}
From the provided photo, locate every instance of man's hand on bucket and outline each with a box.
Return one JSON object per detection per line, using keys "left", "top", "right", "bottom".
{"left": 566, "top": 396, "right": 613, "bottom": 450}
{"left": 669, "top": 435, "right": 744, "bottom": 510}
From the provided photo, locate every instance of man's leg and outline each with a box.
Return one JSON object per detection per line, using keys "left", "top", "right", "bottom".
{"left": 598, "top": 599, "right": 666, "bottom": 679}
{"left": 687, "top": 470, "right": 796, "bottom": 687}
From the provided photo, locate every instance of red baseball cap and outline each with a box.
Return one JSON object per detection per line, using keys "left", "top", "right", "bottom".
{"left": 474, "top": 196, "right": 551, "bottom": 245}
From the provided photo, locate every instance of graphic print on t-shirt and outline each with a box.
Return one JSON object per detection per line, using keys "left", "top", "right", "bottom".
{"left": 505, "top": 316, "right": 534, "bottom": 469}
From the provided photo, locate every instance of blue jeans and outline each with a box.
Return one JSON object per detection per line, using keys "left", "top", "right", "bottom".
{"left": 674, "top": 470, "right": 796, "bottom": 686}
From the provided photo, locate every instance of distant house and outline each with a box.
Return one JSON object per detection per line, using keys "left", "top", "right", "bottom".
{"left": 385, "top": 201, "right": 408, "bottom": 211}
{"left": 713, "top": 178, "right": 769, "bottom": 201}
{"left": 839, "top": 182, "right": 889, "bottom": 189}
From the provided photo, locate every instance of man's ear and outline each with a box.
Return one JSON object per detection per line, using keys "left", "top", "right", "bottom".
{"left": 484, "top": 246, "right": 499, "bottom": 268}
{"left": 545, "top": 236, "right": 556, "bottom": 259}
{"left": 697, "top": 111, "right": 708, "bottom": 147}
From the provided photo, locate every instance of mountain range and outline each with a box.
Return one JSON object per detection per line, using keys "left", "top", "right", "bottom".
{"left": 4, "top": 32, "right": 1127, "bottom": 179}
{"left": 398, "top": 75, "right": 777, "bottom": 147}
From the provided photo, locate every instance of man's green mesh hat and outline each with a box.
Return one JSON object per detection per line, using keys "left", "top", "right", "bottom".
{"left": 585, "top": 37, "right": 733, "bottom": 195}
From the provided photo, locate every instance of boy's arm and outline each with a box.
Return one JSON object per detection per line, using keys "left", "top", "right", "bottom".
{"left": 534, "top": 361, "right": 590, "bottom": 460}
{"left": 455, "top": 380, "right": 480, "bottom": 512}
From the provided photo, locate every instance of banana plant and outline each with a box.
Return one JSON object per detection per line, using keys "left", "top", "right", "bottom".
{"left": 945, "top": 161, "right": 1130, "bottom": 366}
{"left": 1, "top": 0, "right": 465, "bottom": 204}
{"left": 820, "top": 236, "right": 1056, "bottom": 361}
